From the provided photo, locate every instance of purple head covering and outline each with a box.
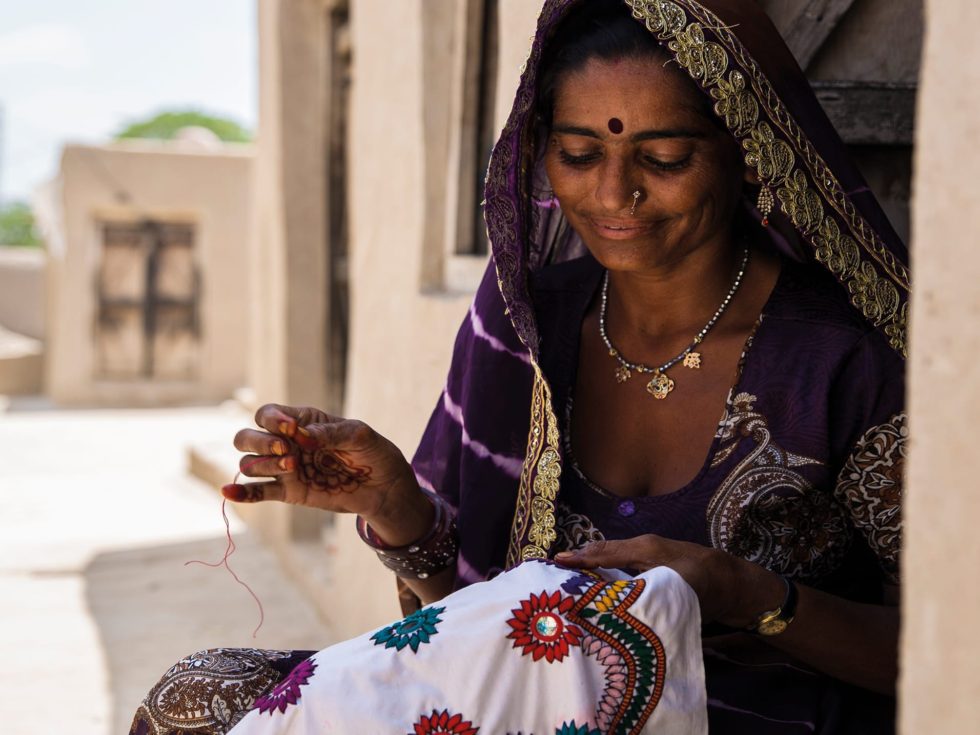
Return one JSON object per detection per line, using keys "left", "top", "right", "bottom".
{"left": 412, "top": 0, "right": 909, "bottom": 582}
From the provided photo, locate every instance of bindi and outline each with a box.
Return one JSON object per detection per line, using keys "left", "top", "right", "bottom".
{"left": 608, "top": 117, "right": 624, "bottom": 134}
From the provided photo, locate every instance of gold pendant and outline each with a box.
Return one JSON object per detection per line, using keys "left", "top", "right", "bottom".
{"left": 615, "top": 365, "right": 632, "bottom": 383}
{"left": 683, "top": 352, "right": 702, "bottom": 369}
{"left": 646, "top": 371, "right": 675, "bottom": 400}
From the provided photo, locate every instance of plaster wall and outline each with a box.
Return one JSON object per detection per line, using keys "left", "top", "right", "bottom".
{"left": 0, "top": 246, "right": 45, "bottom": 340}
{"left": 324, "top": 0, "right": 544, "bottom": 637}
{"left": 42, "top": 141, "right": 253, "bottom": 406}
{"left": 901, "top": 0, "right": 980, "bottom": 731}
{"left": 248, "top": 0, "right": 333, "bottom": 415}
{"left": 758, "top": 0, "right": 922, "bottom": 83}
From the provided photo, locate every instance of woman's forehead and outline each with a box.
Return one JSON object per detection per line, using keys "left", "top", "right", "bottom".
{"left": 552, "top": 57, "right": 713, "bottom": 132}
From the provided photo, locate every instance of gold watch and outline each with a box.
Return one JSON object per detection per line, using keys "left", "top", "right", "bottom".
{"left": 747, "top": 576, "right": 798, "bottom": 636}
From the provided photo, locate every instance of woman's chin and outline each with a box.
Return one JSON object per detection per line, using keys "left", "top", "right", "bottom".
{"left": 581, "top": 243, "right": 666, "bottom": 273}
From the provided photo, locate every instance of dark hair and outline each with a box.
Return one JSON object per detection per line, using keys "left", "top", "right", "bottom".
{"left": 537, "top": 0, "right": 714, "bottom": 127}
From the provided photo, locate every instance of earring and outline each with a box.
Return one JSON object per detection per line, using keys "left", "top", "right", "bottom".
{"left": 630, "top": 190, "right": 641, "bottom": 215}
{"left": 757, "top": 184, "right": 774, "bottom": 227}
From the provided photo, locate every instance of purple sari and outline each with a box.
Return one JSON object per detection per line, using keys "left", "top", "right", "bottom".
{"left": 412, "top": 1, "right": 907, "bottom": 732}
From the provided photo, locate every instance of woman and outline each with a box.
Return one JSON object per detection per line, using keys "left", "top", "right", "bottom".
{"left": 131, "top": 0, "right": 907, "bottom": 732}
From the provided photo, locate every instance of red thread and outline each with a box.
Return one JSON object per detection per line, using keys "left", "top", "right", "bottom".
{"left": 185, "top": 458, "right": 267, "bottom": 638}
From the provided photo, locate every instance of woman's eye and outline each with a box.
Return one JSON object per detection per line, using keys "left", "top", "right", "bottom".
{"left": 558, "top": 150, "right": 601, "bottom": 166}
{"left": 643, "top": 155, "right": 690, "bottom": 171}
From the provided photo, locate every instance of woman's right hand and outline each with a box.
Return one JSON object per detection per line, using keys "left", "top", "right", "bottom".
{"left": 226, "top": 404, "right": 434, "bottom": 545}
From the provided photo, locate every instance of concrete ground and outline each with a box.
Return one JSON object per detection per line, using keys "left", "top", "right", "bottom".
{"left": 0, "top": 399, "right": 334, "bottom": 735}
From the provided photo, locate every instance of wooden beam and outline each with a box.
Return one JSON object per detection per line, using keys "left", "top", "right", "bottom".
{"left": 782, "top": 0, "right": 859, "bottom": 70}
{"left": 812, "top": 82, "right": 917, "bottom": 146}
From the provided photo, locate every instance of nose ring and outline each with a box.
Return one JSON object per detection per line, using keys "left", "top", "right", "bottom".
{"left": 630, "top": 190, "right": 641, "bottom": 215}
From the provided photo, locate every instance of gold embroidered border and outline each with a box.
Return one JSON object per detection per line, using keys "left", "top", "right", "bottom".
{"left": 488, "top": 1, "right": 577, "bottom": 567}
{"left": 625, "top": 0, "right": 910, "bottom": 357}
{"left": 679, "top": 1, "right": 910, "bottom": 286}
{"left": 506, "top": 362, "right": 563, "bottom": 567}
{"left": 485, "top": 0, "right": 578, "bottom": 362}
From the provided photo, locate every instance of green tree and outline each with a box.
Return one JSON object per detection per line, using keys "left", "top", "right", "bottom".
{"left": 0, "top": 202, "right": 41, "bottom": 247}
{"left": 114, "top": 110, "right": 252, "bottom": 143}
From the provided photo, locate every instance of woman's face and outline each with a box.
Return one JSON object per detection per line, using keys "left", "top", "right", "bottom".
{"left": 544, "top": 55, "right": 748, "bottom": 272}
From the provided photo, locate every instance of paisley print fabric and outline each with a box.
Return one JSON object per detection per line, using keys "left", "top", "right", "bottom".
{"left": 129, "top": 649, "right": 314, "bottom": 735}
{"left": 835, "top": 414, "right": 907, "bottom": 584}
{"left": 555, "top": 502, "right": 606, "bottom": 553}
{"left": 707, "top": 392, "right": 852, "bottom": 582}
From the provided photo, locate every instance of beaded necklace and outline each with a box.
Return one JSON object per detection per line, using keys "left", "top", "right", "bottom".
{"left": 598, "top": 248, "right": 750, "bottom": 399}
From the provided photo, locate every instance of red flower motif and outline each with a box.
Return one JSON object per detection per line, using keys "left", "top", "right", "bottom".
{"left": 412, "top": 709, "right": 479, "bottom": 735}
{"left": 507, "top": 590, "right": 583, "bottom": 663}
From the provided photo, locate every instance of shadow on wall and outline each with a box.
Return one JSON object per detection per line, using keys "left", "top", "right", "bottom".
{"left": 83, "top": 533, "right": 334, "bottom": 735}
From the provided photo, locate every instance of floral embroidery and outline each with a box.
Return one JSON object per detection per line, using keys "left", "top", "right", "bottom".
{"left": 507, "top": 590, "right": 584, "bottom": 663}
{"left": 814, "top": 217, "right": 861, "bottom": 278}
{"left": 581, "top": 635, "right": 629, "bottom": 727}
{"left": 555, "top": 722, "right": 601, "bottom": 735}
{"left": 372, "top": 606, "right": 446, "bottom": 653}
{"left": 253, "top": 658, "right": 317, "bottom": 715}
{"left": 570, "top": 579, "right": 666, "bottom": 734}
{"left": 710, "top": 70, "right": 758, "bottom": 135}
{"left": 834, "top": 413, "right": 906, "bottom": 583}
{"left": 411, "top": 709, "right": 479, "bottom": 735}
{"left": 778, "top": 169, "right": 825, "bottom": 235}
{"left": 708, "top": 393, "right": 850, "bottom": 580}
{"left": 505, "top": 578, "right": 665, "bottom": 733}
{"left": 668, "top": 22, "right": 727, "bottom": 83}
{"left": 508, "top": 365, "right": 563, "bottom": 566}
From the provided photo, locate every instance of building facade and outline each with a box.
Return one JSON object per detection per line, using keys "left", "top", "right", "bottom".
{"left": 37, "top": 138, "right": 253, "bottom": 406}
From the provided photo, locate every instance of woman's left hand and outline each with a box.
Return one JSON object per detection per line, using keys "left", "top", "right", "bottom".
{"left": 554, "top": 534, "right": 771, "bottom": 626}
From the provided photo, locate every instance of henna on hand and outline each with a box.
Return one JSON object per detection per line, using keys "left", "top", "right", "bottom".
{"left": 222, "top": 483, "right": 265, "bottom": 502}
{"left": 298, "top": 447, "right": 371, "bottom": 492}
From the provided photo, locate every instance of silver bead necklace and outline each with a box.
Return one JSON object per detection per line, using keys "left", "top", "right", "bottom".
{"left": 599, "top": 247, "right": 750, "bottom": 400}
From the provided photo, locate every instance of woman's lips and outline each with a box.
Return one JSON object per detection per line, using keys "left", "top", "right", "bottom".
{"left": 588, "top": 217, "right": 655, "bottom": 240}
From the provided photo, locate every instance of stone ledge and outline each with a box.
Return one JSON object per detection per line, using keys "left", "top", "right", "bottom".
{"left": 0, "top": 325, "right": 43, "bottom": 395}
{"left": 186, "top": 439, "right": 340, "bottom": 628}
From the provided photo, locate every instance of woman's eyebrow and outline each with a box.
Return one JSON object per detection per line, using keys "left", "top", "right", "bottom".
{"left": 631, "top": 128, "right": 705, "bottom": 141}
{"left": 552, "top": 124, "right": 705, "bottom": 141}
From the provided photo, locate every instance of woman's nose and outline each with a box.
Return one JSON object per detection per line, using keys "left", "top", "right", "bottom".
{"left": 595, "top": 158, "right": 640, "bottom": 214}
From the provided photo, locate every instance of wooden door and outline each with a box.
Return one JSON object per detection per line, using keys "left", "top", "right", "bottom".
{"left": 96, "top": 220, "right": 200, "bottom": 380}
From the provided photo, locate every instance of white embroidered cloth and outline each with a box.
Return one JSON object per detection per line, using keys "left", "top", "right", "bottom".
{"left": 230, "top": 560, "right": 706, "bottom": 734}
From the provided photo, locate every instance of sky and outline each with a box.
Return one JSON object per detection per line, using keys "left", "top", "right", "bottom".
{"left": 0, "top": 0, "right": 257, "bottom": 203}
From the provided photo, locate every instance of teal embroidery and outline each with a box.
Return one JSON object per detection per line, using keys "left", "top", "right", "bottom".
{"left": 555, "top": 722, "right": 600, "bottom": 735}
{"left": 371, "top": 605, "right": 445, "bottom": 653}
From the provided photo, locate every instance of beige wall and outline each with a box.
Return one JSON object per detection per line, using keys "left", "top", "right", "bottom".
{"left": 0, "top": 246, "right": 45, "bottom": 340}
{"left": 249, "top": 0, "right": 336, "bottom": 415}
{"left": 318, "top": 0, "right": 546, "bottom": 636}
{"left": 346, "top": 0, "right": 539, "bottom": 454}
{"left": 40, "top": 140, "right": 253, "bottom": 406}
{"left": 901, "top": 0, "right": 980, "bottom": 731}
{"left": 0, "top": 247, "right": 45, "bottom": 396}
